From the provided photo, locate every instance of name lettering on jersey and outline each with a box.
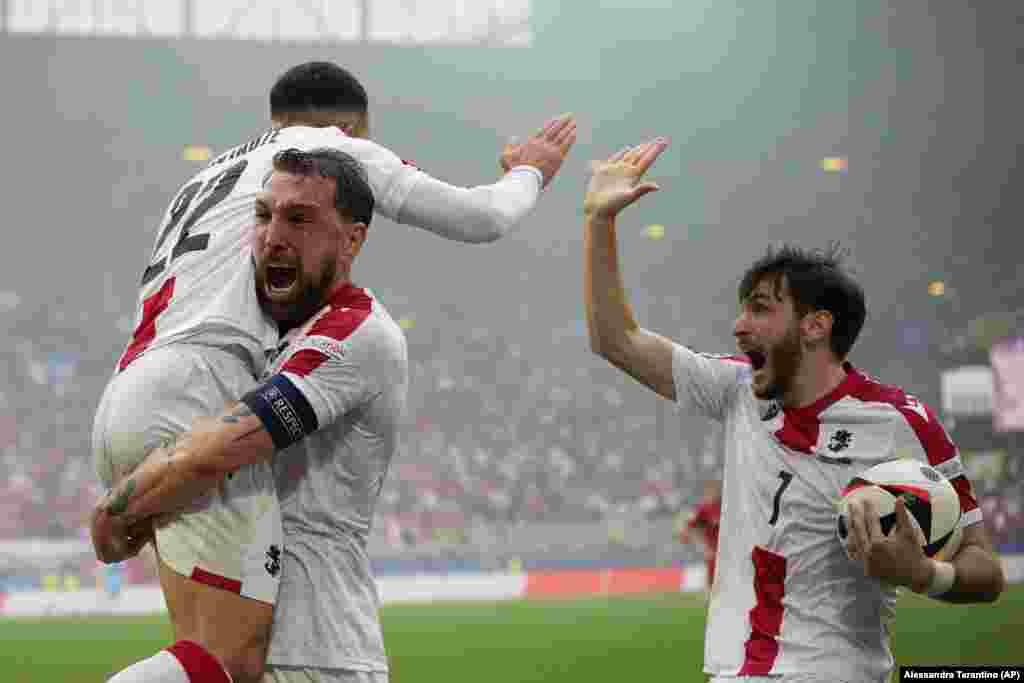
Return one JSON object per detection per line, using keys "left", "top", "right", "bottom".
{"left": 294, "top": 335, "right": 348, "bottom": 362}
{"left": 208, "top": 129, "right": 281, "bottom": 167}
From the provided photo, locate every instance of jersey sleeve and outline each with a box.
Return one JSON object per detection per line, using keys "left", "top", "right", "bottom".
{"left": 891, "top": 395, "right": 982, "bottom": 528}
{"left": 670, "top": 342, "right": 751, "bottom": 421}
{"left": 392, "top": 165, "right": 542, "bottom": 243}
{"left": 297, "top": 127, "right": 542, "bottom": 243}
{"left": 242, "top": 308, "right": 381, "bottom": 451}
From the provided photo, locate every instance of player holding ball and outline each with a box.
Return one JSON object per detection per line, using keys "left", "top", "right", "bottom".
{"left": 580, "top": 137, "right": 1005, "bottom": 682}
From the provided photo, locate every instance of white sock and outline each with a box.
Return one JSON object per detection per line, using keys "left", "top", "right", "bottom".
{"left": 107, "top": 650, "right": 190, "bottom": 682}
{"left": 108, "top": 641, "right": 233, "bottom": 682}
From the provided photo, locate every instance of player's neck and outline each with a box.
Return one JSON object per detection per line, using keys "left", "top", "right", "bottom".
{"left": 326, "top": 275, "right": 355, "bottom": 301}
{"left": 782, "top": 358, "right": 848, "bottom": 410}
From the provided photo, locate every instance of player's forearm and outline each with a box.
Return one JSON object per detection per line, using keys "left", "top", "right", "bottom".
{"left": 931, "top": 544, "right": 1006, "bottom": 604}
{"left": 105, "top": 408, "right": 275, "bottom": 523}
{"left": 396, "top": 166, "right": 542, "bottom": 243}
{"left": 584, "top": 209, "right": 641, "bottom": 359}
{"left": 105, "top": 449, "right": 222, "bottom": 524}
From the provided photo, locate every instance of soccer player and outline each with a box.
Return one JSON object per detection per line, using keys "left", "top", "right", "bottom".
{"left": 90, "top": 61, "right": 575, "bottom": 683}
{"left": 97, "top": 147, "right": 405, "bottom": 683}
{"left": 581, "top": 139, "right": 1005, "bottom": 682}
{"left": 679, "top": 478, "right": 722, "bottom": 591}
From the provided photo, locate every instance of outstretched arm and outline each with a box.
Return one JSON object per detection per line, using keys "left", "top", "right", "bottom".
{"left": 583, "top": 138, "right": 679, "bottom": 400}
{"left": 91, "top": 402, "right": 274, "bottom": 563}
{"left": 394, "top": 114, "right": 576, "bottom": 243}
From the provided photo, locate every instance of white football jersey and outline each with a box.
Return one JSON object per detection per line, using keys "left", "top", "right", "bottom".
{"left": 670, "top": 344, "right": 981, "bottom": 683}
{"left": 244, "top": 284, "right": 407, "bottom": 671}
{"left": 117, "top": 126, "right": 423, "bottom": 377}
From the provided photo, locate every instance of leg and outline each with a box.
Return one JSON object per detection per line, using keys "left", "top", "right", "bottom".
{"left": 95, "top": 345, "right": 277, "bottom": 683}
{"left": 158, "top": 551, "right": 273, "bottom": 683}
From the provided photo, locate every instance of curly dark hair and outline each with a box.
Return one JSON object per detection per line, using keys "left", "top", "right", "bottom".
{"left": 738, "top": 243, "right": 866, "bottom": 358}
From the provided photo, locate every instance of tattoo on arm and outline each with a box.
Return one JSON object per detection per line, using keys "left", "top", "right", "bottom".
{"left": 222, "top": 403, "right": 255, "bottom": 424}
{"left": 106, "top": 478, "right": 137, "bottom": 516}
{"left": 222, "top": 403, "right": 263, "bottom": 443}
{"left": 231, "top": 426, "right": 264, "bottom": 443}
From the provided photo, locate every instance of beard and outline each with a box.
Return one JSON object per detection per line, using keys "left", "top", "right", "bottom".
{"left": 255, "top": 254, "right": 337, "bottom": 330}
{"left": 753, "top": 324, "right": 803, "bottom": 401}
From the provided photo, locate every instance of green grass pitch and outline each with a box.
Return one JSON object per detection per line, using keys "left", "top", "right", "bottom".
{"left": 1, "top": 585, "right": 1021, "bottom": 682}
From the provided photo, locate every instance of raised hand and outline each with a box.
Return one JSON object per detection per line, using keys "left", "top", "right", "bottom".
{"left": 583, "top": 138, "right": 669, "bottom": 219}
{"left": 501, "top": 113, "right": 577, "bottom": 188}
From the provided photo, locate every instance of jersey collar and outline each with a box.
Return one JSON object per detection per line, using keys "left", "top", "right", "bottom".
{"left": 325, "top": 282, "right": 372, "bottom": 311}
{"left": 784, "top": 362, "right": 866, "bottom": 420}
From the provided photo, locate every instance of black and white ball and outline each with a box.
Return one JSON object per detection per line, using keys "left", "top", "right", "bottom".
{"left": 837, "top": 459, "right": 963, "bottom": 560}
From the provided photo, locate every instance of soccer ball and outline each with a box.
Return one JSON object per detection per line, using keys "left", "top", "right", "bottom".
{"left": 836, "top": 459, "right": 963, "bottom": 561}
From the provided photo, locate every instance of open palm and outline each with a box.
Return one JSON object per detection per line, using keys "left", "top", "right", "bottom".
{"left": 584, "top": 138, "right": 668, "bottom": 218}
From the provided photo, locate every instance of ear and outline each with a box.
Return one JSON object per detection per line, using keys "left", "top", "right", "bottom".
{"left": 802, "top": 310, "right": 833, "bottom": 346}
{"left": 347, "top": 222, "right": 368, "bottom": 258}
{"left": 347, "top": 113, "right": 370, "bottom": 139}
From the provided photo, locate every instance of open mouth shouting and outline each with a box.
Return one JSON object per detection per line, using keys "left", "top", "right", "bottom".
{"left": 265, "top": 263, "right": 299, "bottom": 297}
{"left": 745, "top": 349, "right": 767, "bottom": 372}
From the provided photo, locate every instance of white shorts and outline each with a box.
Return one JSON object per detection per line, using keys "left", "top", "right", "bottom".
{"left": 264, "top": 667, "right": 387, "bottom": 683}
{"left": 92, "top": 343, "right": 282, "bottom": 605}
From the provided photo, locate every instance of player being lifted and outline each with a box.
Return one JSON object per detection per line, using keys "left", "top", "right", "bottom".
{"left": 580, "top": 139, "right": 1004, "bottom": 682}
{"left": 91, "top": 61, "right": 575, "bottom": 683}
{"left": 99, "top": 147, "right": 409, "bottom": 683}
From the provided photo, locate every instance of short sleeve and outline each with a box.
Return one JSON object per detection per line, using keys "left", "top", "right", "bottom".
{"left": 671, "top": 342, "right": 751, "bottom": 421}
{"left": 891, "top": 395, "right": 982, "bottom": 528}
{"left": 243, "top": 307, "right": 381, "bottom": 451}
{"left": 278, "top": 309, "right": 380, "bottom": 432}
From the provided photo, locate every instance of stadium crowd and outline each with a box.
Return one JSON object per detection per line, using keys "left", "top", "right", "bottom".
{"left": 1, "top": 294, "right": 1021, "bottom": 555}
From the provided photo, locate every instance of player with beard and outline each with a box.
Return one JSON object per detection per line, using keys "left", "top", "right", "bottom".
{"left": 581, "top": 139, "right": 1004, "bottom": 682}
{"left": 96, "top": 148, "right": 410, "bottom": 683}
{"left": 90, "top": 60, "right": 574, "bottom": 683}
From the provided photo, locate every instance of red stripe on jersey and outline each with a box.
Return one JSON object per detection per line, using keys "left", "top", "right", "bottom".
{"left": 189, "top": 567, "right": 242, "bottom": 594}
{"left": 774, "top": 411, "right": 821, "bottom": 454}
{"left": 166, "top": 640, "right": 231, "bottom": 683}
{"left": 949, "top": 475, "right": 978, "bottom": 516}
{"left": 740, "top": 546, "right": 787, "bottom": 675}
{"left": 282, "top": 348, "right": 328, "bottom": 378}
{"left": 847, "top": 379, "right": 954, "bottom": 465}
{"left": 280, "top": 284, "right": 373, "bottom": 377}
{"left": 846, "top": 374, "right": 978, "bottom": 516}
{"left": 118, "top": 276, "right": 176, "bottom": 371}
{"left": 306, "top": 308, "right": 371, "bottom": 343}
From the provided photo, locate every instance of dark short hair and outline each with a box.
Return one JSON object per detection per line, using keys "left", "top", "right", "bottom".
{"left": 738, "top": 243, "right": 866, "bottom": 358}
{"left": 269, "top": 62, "right": 368, "bottom": 117}
{"left": 270, "top": 147, "right": 374, "bottom": 227}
